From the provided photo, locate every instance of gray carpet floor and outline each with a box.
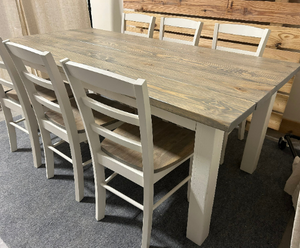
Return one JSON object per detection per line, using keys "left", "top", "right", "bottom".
{"left": 0, "top": 118, "right": 297, "bottom": 248}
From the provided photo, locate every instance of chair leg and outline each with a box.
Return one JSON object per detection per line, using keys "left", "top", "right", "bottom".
{"left": 28, "top": 129, "right": 42, "bottom": 168}
{"left": 238, "top": 120, "right": 246, "bottom": 140}
{"left": 95, "top": 164, "right": 106, "bottom": 221}
{"left": 2, "top": 106, "right": 17, "bottom": 152}
{"left": 69, "top": 141, "right": 84, "bottom": 202}
{"left": 41, "top": 129, "right": 55, "bottom": 178}
{"left": 21, "top": 113, "right": 28, "bottom": 130}
{"left": 220, "top": 132, "right": 229, "bottom": 165}
{"left": 141, "top": 185, "right": 154, "bottom": 248}
{"left": 25, "top": 114, "right": 42, "bottom": 168}
{"left": 187, "top": 156, "right": 193, "bottom": 202}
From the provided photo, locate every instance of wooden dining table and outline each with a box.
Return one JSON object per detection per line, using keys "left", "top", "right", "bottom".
{"left": 10, "top": 28, "right": 300, "bottom": 246}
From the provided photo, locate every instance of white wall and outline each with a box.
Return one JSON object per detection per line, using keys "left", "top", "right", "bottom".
{"left": 90, "top": 0, "right": 123, "bottom": 32}
{"left": 283, "top": 72, "right": 300, "bottom": 123}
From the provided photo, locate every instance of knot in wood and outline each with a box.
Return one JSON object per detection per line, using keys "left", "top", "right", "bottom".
{"left": 234, "top": 86, "right": 246, "bottom": 92}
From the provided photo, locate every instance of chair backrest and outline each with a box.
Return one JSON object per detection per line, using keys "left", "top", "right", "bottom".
{"left": 3, "top": 40, "right": 78, "bottom": 142}
{"left": 0, "top": 38, "right": 21, "bottom": 98}
{"left": 121, "top": 13, "right": 156, "bottom": 38}
{"left": 61, "top": 59, "right": 154, "bottom": 177}
{"left": 0, "top": 50, "right": 14, "bottom": 92}
{"left": 159, "top": 17, "right": 203, "bottom": 46}
{"left": 212, "top": 23, "right": 271, "bottom": 57}
{"left": 0, "top": 38, "right": 36, "bottom": 124}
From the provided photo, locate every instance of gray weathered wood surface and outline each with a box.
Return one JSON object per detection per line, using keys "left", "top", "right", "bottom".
{"left": 10, "top": 28, "right": 300, "bottom": 132}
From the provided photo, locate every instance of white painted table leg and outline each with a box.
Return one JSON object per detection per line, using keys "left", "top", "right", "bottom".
{"left": 186, "top": 122, "right": 224, "bottom": 245}
{"left": 238, "top": 119, "right": 246, "bottom": 140}
{"left": 220, "top": 131, "right": 229, "bottom": 165}
{"left": 240, "top": 93, "right": 277, "bottom": 174}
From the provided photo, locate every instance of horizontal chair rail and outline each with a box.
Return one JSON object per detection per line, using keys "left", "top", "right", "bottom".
{"left": 9, "top": 121, "right": 29, "bottom": 134}
{"left": 153, "top": 175, "right": 191, "bottom": 210}
{"left": 101, "top": 183, "right": 144, "bottom": 211}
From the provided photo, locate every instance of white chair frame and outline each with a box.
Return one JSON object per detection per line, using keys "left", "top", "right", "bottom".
{"left": 4, "top": 40, "right": 92, "bottom": 202}
{"left": 212, "top": 23, "right": 271, "bottom": 164}
{"left": 159, "top": 17, "right": 203, "bottom": 46}
{"left": 0, "top": 38, "right": 41, "bottom": 168}
{"left": 61, "top": 59, "right": 193, "bottom": 248}
{"left": 121, "top": 13, "right": 156, "bottom": 38}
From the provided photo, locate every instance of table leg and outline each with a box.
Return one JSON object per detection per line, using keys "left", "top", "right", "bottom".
{"left": 186, "top": 122, "right": 224, "bottom": 245}
{"left": 240, "top": 92, "right": 277, "bottom": 174}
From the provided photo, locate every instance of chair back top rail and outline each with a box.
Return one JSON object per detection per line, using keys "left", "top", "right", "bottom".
{"left": 212, "top": 23, "right": 271, "bottom": 57}
{"left": 159, "top": 17, "right": 203, "bottom": 46}
{"left": 162, "top": 17, "right": 201, "bottom": 29}
{"left": 122, "top": 13, "right": 156, "bottom": 38}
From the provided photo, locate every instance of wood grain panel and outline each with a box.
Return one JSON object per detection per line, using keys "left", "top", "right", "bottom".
{"left": 63, "top": 29, "right": 298, "bottom": 131}
{"left": 126, "top": 26, "right": 300, "bottom": 63}
{"left": 10, "top": 29, "right": 300, "bottom": 132}
{"left": 247, "top": 112, "right": 283, "bottom": 130}
{"left": 125, "top": 10, "right": 300, "bottom": 50}
{"left": 278, "top": 77, "right": 294, "bottom": 94}
{"left": 101, "top": 116, "right": 194, "bottom": 172}
{"left": 124, "top": 0, "right": 300, "bottom": 26}
{"left": 122, "top": 6, "right": 300, "bottom": 131}
{"left": 199, "top": 38, "right": 300, "bottom": 63}
{"left": 273, "top": 93, "right": 289, "bottom": 113}
{"left": 51, "top": 29, "right": 298, "bottom": 89}
{"left": 279, "top": 118, "right": 300, "bottom": 136}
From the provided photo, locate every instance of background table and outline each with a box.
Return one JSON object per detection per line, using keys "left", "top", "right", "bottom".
{"left": 10, "top": 28, "right": 300, "bottom": 246}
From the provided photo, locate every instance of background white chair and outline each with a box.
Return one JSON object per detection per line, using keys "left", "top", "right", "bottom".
{"left": 121, "top": 13, "right": 156, "bottom": 38}
{"left": 212, "top": 23, "right": 271, "bottom": 164}
{"left": 4, "top": 41, "right": 121, "bottom": 202}
{"left": 0, "top": 38, "right": 43, "bottom": 169}
{"left": 159, "top": 17, "right": 203, "bottom": 46}
{"left": 61, "top": 58, "right": 195, "bottom": 248}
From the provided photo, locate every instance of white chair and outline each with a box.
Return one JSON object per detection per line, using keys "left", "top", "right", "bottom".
{"left": 4, "top": 40, "right": 122, "bottom": 202}
{"left": 0, "top": 38, "right": 44, "bottom": 169}
{"left": 212, "top": 23, "right": 271, "bottom": 164}
{"left": 159, "top": 17, "right": 203, "bottom": 46}
{"left": 121, "top": 13, "right": 156, "bottom": 38}
{"left": 61, "top": 58, "right": 195, "bottom": 247}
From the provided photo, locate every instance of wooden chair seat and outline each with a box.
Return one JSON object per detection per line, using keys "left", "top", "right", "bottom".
{"left": 5, "top": 89, "right": 18, "bottom": 101}
{"left": 101, "top": 116, "right": 195, "bottom": 172}
{"left": 5, "top": 83, "right": 73, "bottom": 102}
{"left": 45, "top": 94, "right": 131, "bottom": 132}
{"left": 3, "top": 85, "right": 12, "bottom": 92}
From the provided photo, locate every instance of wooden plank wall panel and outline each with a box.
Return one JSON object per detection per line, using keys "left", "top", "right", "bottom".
{"left": 247, "top": 112, "right": 283, "bottom": 130}
{"left": 124, "top": 0, "right": 300, "bottom": 25}
{"left": 124, "top": 0, "right": 300, "bottom": 131}
{"left": 279, "top": 118, "right": 300, "bottom": 136}
{"left": 126, "top": 11, "right": 300, "bottom": 52}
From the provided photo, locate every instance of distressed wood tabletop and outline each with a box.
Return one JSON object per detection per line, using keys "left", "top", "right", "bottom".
{"left": 10, "top": 28, "right": 300, "bottom": 132}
